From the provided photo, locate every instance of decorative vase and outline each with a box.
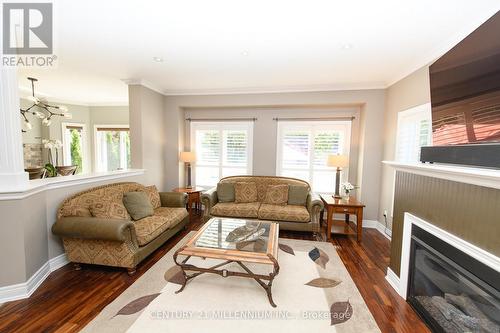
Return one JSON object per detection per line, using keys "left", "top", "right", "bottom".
{"left": 56, "top": 165, "right": 77, "bottom": 176}
{"left": 25, "top": 167, "right": 46, "bottom": 180}
{"left": 343, "top": 190, "right": 351, "bottom": 200}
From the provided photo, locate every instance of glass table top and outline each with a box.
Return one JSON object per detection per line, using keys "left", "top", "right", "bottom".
{"left": 194, "top": 218, "right": 272, "bottom": 253}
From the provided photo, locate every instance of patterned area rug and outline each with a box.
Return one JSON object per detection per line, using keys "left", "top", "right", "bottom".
{"left": 83, "top": 233, "right": 380, "bottom": 333}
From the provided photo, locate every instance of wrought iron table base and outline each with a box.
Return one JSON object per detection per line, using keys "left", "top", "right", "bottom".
{"left": 173, "top": 249, "right": 280, "bottom": 307}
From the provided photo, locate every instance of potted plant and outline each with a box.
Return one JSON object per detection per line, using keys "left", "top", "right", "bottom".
{"left": 43, "top": 139, "right": 61, "bottom": 177}
{"left": 42, "top": 139, "right": 77, "bottom": 177}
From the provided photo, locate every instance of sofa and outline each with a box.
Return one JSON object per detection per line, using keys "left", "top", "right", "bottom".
{"left": 201, "top": 176, "right": 323, "bottom": 234}
{"left": 52, "top": 182, "right": 189, "bottom": 275}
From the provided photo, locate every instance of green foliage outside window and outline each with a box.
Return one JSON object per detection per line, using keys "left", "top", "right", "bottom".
{"left": 70, "top": 129, "right": 83, "bottom": 173}
{"left": 125, "top": 132, "right": 131, "bottom": 168}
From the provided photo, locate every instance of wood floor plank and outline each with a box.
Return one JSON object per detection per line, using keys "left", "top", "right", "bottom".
{"left": 0, "top": 213, "right": 430, "bottom": 333}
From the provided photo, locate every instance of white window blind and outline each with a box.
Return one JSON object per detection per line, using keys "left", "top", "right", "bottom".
{"left": 276, "top": 121, "right": 351, "bottom": 193}
{"left": 396, "top": 104, "right": 432, "bottom": 163}
{"left": 190, "top": 121, "right": 253, "bottom": 187}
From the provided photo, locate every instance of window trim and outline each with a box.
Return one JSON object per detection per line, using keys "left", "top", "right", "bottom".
{"left": 275, "top": 120, "right": 352, "bottom": 193}
{"left": 395, "top": 103, "right": 432, "bottom": 163}
{"left": 190, "top": 121, "right": 254, "bottom": 187}
{"left": 391, "top": 103, "right": 432, "bottom": 216}
{"left": 61, "top": 122, "right": 89, "bottom": 173}
{"left": 93, "top": 124, "right": 130, "bottom": 172}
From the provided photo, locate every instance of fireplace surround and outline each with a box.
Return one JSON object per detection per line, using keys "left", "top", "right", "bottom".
{"left": 383, "top": 162, "right": 500, "bottom": 331}
{"left": 407, "top": 224, "right": 499, "bottom": 332}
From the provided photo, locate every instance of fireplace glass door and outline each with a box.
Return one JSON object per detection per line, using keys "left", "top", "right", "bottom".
{"left": 408, "top": 231, "right": 499, "bottom": 333}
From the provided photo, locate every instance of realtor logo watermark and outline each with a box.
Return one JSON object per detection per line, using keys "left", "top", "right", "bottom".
{"left": 2, "top": 2, "right": 57, "bottom": 67}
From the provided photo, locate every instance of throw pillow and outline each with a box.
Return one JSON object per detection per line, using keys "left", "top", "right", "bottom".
{"left": 234, "top": 182, "right": 258, "bottom": 203}
{"left": 142, "top": 185, "right": 161, "bottom": 209}
{"left": 217, "top": 183, "right": 235, "bottom": 202}
{"left": 122, "top": 192, "right": 154, "bottom": 220}
{"left": 263, "top": 184, "right": 289, "bottom": 205}
{"left": 89, "top": 200, "right": 130, "bottom": 220}
{"left": 59, "top": 206, "right": 92, "bottom": 218}
{"left": 288, "top": 185, "right": 309, "bottom": 206}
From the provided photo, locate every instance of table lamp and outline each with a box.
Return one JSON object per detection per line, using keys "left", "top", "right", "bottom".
{"left": 180, "top": 151, "right": 196, "bottom": 188}
{"left": 327, "top": 154, "right": 349, "bottom": 198}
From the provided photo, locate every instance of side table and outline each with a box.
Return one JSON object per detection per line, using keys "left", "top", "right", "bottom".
{"left": 320, "top": 195, "right": 365, "bottom": 242}
{"left": 172, "top": 187, "right": 204, "bottom": 218}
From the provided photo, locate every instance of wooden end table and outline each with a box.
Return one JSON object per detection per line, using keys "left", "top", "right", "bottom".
{"left": 320, "top": 195, "right": 365, "bottom": 242}
{"left": 172, "top": 187, "right": 204, "bottom": 217}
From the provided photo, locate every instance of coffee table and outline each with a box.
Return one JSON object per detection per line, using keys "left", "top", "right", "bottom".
{"left": 173, "top": 217, "right": 280, "bottom": 307}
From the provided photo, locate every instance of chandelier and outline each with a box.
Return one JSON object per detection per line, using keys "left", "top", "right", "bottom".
{"left": 20, "top": 77, "right": 72, "bottom": 131}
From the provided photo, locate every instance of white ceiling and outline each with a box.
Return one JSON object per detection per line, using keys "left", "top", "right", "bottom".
{"left": 17, "top": 0, "right": 500, "bottom": 105}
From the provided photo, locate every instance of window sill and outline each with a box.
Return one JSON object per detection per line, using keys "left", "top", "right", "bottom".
{"left": 0, "top": 169, "right": 145, "bottom": 200}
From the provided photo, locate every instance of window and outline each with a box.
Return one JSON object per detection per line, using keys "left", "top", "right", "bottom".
{"left": 62, "top": 123, "right": 87, "bottom": 174}
{"left": 276, "top": 121, "right": 351, "bottom": 193}
{"left": 190, "top": 122, "right": 253, "bottom": 187}
{"left": 94, "top": 125, "right": 131, "bottom": 172}
{"left": 396, "top": 104, "right": 432, "bottom": 163}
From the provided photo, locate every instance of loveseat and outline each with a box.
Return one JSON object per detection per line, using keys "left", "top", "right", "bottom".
{"left": 201, "top": 176, "right": 323, "bottom": 234}
{"left": 52, "top": 182, "right": 189, "bottom": 275}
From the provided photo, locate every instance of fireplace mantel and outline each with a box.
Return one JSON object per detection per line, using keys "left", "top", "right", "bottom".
{"left": 383, "top": 161, "right": 500, "bottom": 189}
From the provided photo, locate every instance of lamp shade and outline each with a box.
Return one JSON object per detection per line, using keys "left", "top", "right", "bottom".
{"left": 180, "top": 151, "right": 196, "bottom": 163}
{"left": 327, "top": 154, "right": 349, "bottom": 168}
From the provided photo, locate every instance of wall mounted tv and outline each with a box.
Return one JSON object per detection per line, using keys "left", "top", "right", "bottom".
{"left": 421, "top": 11, "right": 500, "bottom": 168}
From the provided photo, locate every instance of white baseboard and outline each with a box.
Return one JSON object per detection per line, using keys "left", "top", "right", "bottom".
{"left": 49, "top": 253, "right": 70, "bottom": 272}
{"left": 349, "top": 218, "right": 392, "bottom": 240}
{"left": 0, "top": 254, "right": 69, "bottom": 303}
{"left": 386, "top": 267, "right": 405, "bottom": 299}
{"left": 374, "top": 220, "right": 392, "bottom": 240}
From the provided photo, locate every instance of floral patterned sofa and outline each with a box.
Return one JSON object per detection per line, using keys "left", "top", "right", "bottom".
{"left": 201, "top": 176, "right": 323, "bottom": 234}
{"left": 52, "top": 182, "right": 189, "bottom": 275}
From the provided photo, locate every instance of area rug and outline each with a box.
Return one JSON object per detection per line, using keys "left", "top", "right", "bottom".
{"left": 82, "top": 233, "right": 380, "bottom": 333}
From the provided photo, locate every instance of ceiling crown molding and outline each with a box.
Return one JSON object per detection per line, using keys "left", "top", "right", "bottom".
{"left": 163, "top": 82, "right": 386, "bottom": 96}
{"left": 121, "top": 79, "right": 165, "bottom": 95}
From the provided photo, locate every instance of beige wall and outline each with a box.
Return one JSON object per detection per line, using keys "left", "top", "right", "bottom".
{"left": 0, "top": 174, "right": 144, "bottom": 287}
{"left": 164, "top": 89, "right": 386, "bottom": 220}
{"left": 378, "top": 65, "right": 431, "bottom": 229}
{"left": 129, "top": 85, "right": 167, "bottom": 190}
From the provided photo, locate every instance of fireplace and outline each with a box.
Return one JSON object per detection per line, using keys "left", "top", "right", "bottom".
{"left": 407, "top": 224, "right": 500, "bottom": 332}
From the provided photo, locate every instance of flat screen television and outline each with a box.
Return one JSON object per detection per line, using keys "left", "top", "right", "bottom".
{"left": 421, "top": 11, "right": 500, "bottom": 168}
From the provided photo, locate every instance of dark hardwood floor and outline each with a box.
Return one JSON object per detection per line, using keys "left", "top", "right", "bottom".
{"left": 0, "top": 213, "right": 430, "bottom": 333}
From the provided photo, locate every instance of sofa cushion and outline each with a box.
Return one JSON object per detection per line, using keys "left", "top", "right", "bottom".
{"left": 142, "top": 185, "right": 161, "bottom": 209}
{"left": 234, "top": 182, "right": 258, "bottom": 203}
{"left": 217, "top": 183, "right": 235, "bottom": 202}
{"left": 134, "top": 207, "right": 188, "bottom": 246}
{"left": 263, "top": 184, "right": 289, "bottom": 205}
{"left": 288, "top": 185, "right": 309, "bottom": 206}
{"left": 211, "top": 202, "right": 260, "bottom": 218}
{"left": 258, "top": 203, "right": 310, "bottom": 222}
{"left": 59, "top": 205, "right": 92, "bottom": 218}
{"left": 123, "top": 192, "right": 154, "bottom": 220}
{"left": 89, "top": 200, "right": 130, "bottom": 220}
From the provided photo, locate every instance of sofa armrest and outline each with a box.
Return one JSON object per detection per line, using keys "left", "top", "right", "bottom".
{"left": 201, "top": 187, "right": 218, "bottom": 220}
{"left": 52, "top": 217, "right": 136, "bottom": 242}
{"left": 307, "top": 192, "right": 324, "bottom": 232}
{"left": 159, "top": 192, "right": 187, "bottom": 207}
